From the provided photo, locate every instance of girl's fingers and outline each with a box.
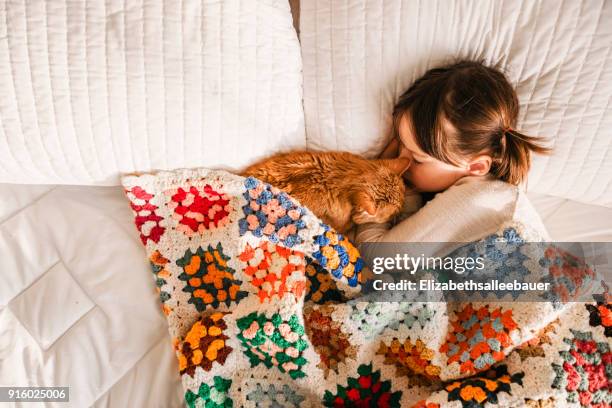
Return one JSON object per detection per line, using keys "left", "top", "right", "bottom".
{"left": 379, "top": 137, "right": 400, "bottom": 158}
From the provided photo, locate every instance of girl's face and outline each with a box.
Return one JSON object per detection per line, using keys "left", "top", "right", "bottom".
{"left": 396, "top": 114, "right": 471, "bottom": 192}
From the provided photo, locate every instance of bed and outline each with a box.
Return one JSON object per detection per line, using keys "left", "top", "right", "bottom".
{"left": 1, "top": 0, "right": 611, "bottom": 407}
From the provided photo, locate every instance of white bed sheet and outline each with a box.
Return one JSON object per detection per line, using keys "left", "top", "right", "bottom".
{"left": 0, "top": 184, "right": 182, "bottom": 407}
{"left": 528, "top": 192, "right": 612, "bottom": 242}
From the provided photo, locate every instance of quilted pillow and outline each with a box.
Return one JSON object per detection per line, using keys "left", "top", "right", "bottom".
{"left": 0, "top": 0, "right": 304, "bottom": 184}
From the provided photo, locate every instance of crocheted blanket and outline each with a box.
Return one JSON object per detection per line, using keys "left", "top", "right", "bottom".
{"left": 123, "top": 169, "right": 610, "bottom": 408}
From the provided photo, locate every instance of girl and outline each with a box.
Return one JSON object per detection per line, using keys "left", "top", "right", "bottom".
{"left": 355, "top": 60, "right": 551, "bottom": 248}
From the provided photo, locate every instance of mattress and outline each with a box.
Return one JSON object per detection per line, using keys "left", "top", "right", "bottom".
{"left": 0, "top": 184, "right": 183, "bottom": 407}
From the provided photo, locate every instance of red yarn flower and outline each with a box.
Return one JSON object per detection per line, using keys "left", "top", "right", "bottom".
{"left": 168, "top": 185, "right": 231, "bottom": 236}
{"left": 126, "top": 186, "right": 165, "bottom": 244}
{"left": 552, "top": 329, "right": 611, "bottom": 408}
{"left": 323, "top": 364, "right": 402, "bottom": 407}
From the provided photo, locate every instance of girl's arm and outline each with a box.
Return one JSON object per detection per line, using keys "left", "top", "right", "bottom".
{"left": 354, "top": 176, "right": 518, "bottom": 250}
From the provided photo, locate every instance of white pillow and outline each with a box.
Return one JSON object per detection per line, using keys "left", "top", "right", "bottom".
{"left": 0, "top": 0, "right": 304, "bottom": 185}
{"left": 300, "top": 0, "right": 612, "bottom": 207}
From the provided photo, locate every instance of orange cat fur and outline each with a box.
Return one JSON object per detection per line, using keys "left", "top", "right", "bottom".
{"left": 241, "top": 151, "right": 410, "bottom": 233}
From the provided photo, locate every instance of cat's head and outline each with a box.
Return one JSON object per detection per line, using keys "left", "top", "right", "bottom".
{"left": 351, "top": 157, "right": 411, "bottom": 224}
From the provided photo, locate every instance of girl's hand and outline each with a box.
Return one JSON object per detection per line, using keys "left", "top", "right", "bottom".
{"left": 379, "top": 137, "right": 400, "bottom": 159}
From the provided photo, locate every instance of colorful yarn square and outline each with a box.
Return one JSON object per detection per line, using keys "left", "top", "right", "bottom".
{"left": 444, "top": 365, "right": 524, "bottom": 408}
{"left": 239, "top": 241, "right": 307, "bottom": 303}
{"left": 239, "top": 177, "right": 306, "bottom": 247}
{"left": 185, "top": 376, "right": 233, "bottom": 408}
{"left": 440, "top": 304, "right": 518, "bottom": 374}
{"left": 378, "top": 338, "right": 441, "bottom": 381}
{"left": 176, "top": 243, "right": 247, "bottom": 311}
{"left": 304, "top": 305, "right": 356, "bottom": 376}
{"left": 551, "top": 329, "right": 611, "bottom": 407}
{"left": 236, "top": 312, "right": 308, "bottom": 379}
{"left": 323, "top": 363, "right": 402, "bottom": 408}
{"left": 245, "top": 383, "right": 305, "bottom": 407}
{"left": 539, "top": 246, "right": 597, "bottom": 303}
{"left": 312, "top": 224, "right": 363, "bottom": 288}
{"left": 304, "top": 258, "right": 343, "bottom": 304}
{"left": 167, "top": 184, "right": 231, "bottom": 236}
{"left": 350, "top": 302, "right": 435, "bottom": 340}
{"left": 177, "top": 313, "right": 232, "bottom": 377}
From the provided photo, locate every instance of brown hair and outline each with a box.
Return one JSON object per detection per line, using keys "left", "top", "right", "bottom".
{"left": 392, "top": 60, "right": 551, "bottom": 185}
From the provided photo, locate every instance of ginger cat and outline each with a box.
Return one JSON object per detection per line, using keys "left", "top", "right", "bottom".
{"left": 241, "top": 151, "right": 410, "bottom": 233}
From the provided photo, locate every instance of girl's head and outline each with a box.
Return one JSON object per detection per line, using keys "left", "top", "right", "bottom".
{"left": 392, "top": 60, "right": 550, "bottom": 192}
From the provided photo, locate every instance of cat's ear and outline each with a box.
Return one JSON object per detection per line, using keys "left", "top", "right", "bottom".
{"left": 380, "top": 157, "right": 411, "bottom": 175}
{"left": 352, "top": 191, "right": 377, "bottom": 216}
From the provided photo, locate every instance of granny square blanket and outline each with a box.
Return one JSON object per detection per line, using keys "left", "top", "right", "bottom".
{"left": 123, "top": 168, "right": 611, "bottom": 408}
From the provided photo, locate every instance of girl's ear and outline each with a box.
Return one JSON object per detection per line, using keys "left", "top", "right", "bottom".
{"left": 380, "top": 157, "right": 411, "bottom": 175}
{"left": 467, "top": 154, "right": 492, "bottom": 176}
{"left": 351, "top": 191, "right": 377, "bottom": 215}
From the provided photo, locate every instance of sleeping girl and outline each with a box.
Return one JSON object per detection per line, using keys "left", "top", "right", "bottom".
{"left": 355, "top": 60, "right": 551, "bottom": 252}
